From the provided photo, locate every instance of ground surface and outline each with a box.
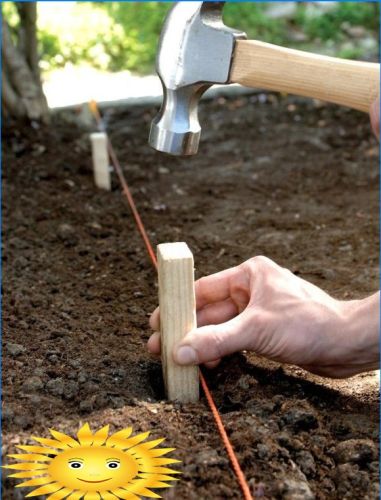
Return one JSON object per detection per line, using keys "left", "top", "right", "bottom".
{"left": 3, "top": 94, "right": 379, "bottom": 499}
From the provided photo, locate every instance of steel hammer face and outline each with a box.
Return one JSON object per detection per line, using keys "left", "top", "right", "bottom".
{"left": 149, "top": 1, "right": 246, "bottom": 156}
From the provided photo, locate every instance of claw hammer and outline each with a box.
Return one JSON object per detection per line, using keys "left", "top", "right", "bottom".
{"left": 149, "top": 1, "right": 380, "bottom": 156}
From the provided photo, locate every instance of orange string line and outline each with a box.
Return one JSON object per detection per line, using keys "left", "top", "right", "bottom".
{"left": 89, "top": 101, "right": 253, "bottom": 500}
{"left": 107, "top": 142, "right": 158, "bottom": 270}
{"left": 200, "top": 374, "right": 253, "bottom": 500}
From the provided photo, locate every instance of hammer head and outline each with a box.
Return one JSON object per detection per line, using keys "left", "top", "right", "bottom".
{"left": 149, "top": 2, "right": 246, "bottom": 156}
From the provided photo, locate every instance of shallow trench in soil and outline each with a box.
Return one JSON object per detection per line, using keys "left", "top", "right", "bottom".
{"left": 3, "top": 93, "right": 380, "bottom": 499}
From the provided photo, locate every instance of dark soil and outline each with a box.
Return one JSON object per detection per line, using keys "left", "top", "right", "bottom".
{"left": 3, "top": 93, "right": 379, "bottom": 499}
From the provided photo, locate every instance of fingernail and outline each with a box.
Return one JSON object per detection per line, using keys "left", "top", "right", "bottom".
{"left": 175, "top": 346, "right": 197, "bottom": 365}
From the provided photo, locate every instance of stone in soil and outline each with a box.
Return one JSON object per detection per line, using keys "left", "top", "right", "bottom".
{"left": 45, "top": 377, "right": 65, "bottom": 397}
{"left": 57, "top": 223, "right": 79, "bottom": 247}
{"left": 63, "top": 380, "right": 79, "bottom": 400}
{"left": 195, "top": 449, "right": 229, "bottom": 467}
{"left": 282, "top": 407, "right": 318, "bottom": 431}
{"left": 334, "top": 463, "right": 371, "bottom": 497}
{"left": 334, "top": 439, "right": 377, "bottom": 465}
{"left": 276, "top": 478, "right": 315, "bottom": 500}
{"left": 6, "top": 342, "right": 26, "bottom": 357}
{"left": 295, "top": 450, "right": 316, "bottom": 477}
{"left": 22, "top": 376, "right": 44, "bottom": 393}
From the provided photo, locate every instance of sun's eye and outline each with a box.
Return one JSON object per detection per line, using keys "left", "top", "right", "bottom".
{"left": 69, "top": 462, "right": 83, "bottom": 469}
{"left": 107, "top": 461, "right": 120, "bottom": 469}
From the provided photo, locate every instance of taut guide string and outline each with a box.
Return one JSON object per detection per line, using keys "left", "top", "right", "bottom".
{"left": 89, "top": 100, "right": 254, "bottom": 500}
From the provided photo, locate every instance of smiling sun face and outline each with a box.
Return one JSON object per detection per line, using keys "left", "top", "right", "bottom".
{"left": 4, "top": 423, "right": 180, "bottom": 499}
{"left": 48, "top": 446, "right": 139, "bottom": 492}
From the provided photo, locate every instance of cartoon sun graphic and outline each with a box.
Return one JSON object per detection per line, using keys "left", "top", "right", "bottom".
{"left": 4, "top": 423, "right": 180, "bottom": 499}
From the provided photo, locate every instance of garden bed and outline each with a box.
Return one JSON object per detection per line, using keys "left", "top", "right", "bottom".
{"left": 3, "top": 93, "right": 379, "bottom": 499}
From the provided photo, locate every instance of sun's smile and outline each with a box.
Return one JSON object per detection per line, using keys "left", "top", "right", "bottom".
{"left": 77, "top": 477, "right": 112, "bottom": 483}
{"left": 4, "top": 423, "right": 181, "bottom": 499}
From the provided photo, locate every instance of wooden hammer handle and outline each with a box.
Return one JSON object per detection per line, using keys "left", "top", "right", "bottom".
{"left": 231, "top": 40, "right": 380, "bottom": 112}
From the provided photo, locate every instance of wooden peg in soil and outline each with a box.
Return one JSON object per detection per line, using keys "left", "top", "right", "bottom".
{"left": 90, "top": 132, "right": 111, "bottom": 191}
{"left": 157, "top": 242, "right": 199, "bottom": 403}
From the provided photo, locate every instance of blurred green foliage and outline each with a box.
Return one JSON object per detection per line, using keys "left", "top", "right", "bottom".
{"left": 295, "top": 2, "right": 379, "bottom": 41}
{"left": 2, "top": 2, "right": 379, "bottom": 74}
{"left": 224, "top": 3, "right": 288, "bottom": 44}
{"left": 100, "top": 2, "right": 171, "bottom": 71}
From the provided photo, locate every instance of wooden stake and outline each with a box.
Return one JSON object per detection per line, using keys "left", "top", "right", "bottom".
{"left": 157, "top": 242, "right": 199, "bottom": 403}
{"left": 90, "top": 132, "right": 111, "bottom": 191}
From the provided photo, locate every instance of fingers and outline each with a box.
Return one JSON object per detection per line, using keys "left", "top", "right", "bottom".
{"left": 195, "top": 267, "right": 238, "bottom": 309}
{"left": 147, "top": 298, "right": 238, "bottom": 360}
{"left": 149, "top": 307, "right": 160, "bottom": 331}
{"left": 147, "top": 328, "right": 221, "bottom": 368}
{"left": 147, "top": 300, "right": 238, "bottom": 354}
{"left": 370, "top": 98, "right": 380, "bottom": 140}
{"left": 148, "top": 265, "right": 250, "bottom": 366}
{"left": 197, "top": 299, "right": 238, "bottom": 327}
{"left": 149, "top": 298, "right": 238, "bottom": 334}
{"left": 147, "top": 331, "right": 160, "bottom": 354}
{"left": 150, "top": 265, "right": 247, "bottom": 333}
{"left": 173, "top": 311, "right": 253, "bottom": 365}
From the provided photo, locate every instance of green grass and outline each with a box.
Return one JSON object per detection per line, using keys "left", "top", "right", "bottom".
{"left": 3, "top": 2, "right": 379, "bottom": 74}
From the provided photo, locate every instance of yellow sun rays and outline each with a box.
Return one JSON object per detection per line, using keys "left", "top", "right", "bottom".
{"left": 3, "top": 423, "right": 180, "bottom": 499}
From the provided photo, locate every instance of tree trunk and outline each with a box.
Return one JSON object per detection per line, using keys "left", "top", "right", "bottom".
{"left": 2, "top": 3, "right": 49, "bottom": 122}
{"left": 17, "top": 3, "right": 40, "bottom": 80}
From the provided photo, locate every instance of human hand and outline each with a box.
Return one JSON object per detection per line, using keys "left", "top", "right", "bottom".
{"left": 148, "top": 256, "right": 379, "bottom": 378}
{"left": 370, "top": 98, "right": 379, "bottom": 139}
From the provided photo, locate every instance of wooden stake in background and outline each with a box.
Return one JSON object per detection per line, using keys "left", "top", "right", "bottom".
{"left": 157, "top": 242, "right": 199, "bottom": 403}
{"left": 90, "top": 132, "right": 111, "bottom": 191}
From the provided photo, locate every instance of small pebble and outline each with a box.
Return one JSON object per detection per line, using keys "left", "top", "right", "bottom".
{"left": 335, "top": 439, "right": 377, "bottom": 465}
{"left": 78, "top": 371, "right": 89, "bottom": 384}
{"left": 83, "top": 381, "right": 100, "bottom": 394}
{"left": 335, "top": 463, "right": 370, "bottom": 494}
{"left": 6, "top": 343, "right": 26, "bottom": 357}
{"left": 94, "top": 392, "right": 109, "bottom": 409}
{"left": 33, "top": 367, "right": 45, "bottom": 377}
{"left": 29, "top": 394, "right": 42, "bottom": 405}
{"left": 14, "top": 415, "right": 32, "bottom": 430}
{"left": 276, "top": 478, "right": 315, "bottom": 500}
{"left": 282, "top": 407, "right": 318, "bottom": 431}
{"left": 296, "top": 450, "right": 316, "bottom": 476}
{"left": 57, "top": 223, "right": 79, "bottom": 247}
{"left": 257, "top": 443, "right": 271, "bottom": 460}
{"left": 79, "top": 399, "right": 94, "bottom": 413}
{"left": 22, "top": 376, "right": 43, "bottom": 393}
{"left": 69, "top": 359, "right": 81, "bottom": 369}
{"left": 158, "top": 166, "right": 170, "bottom": 174}
{"left": 253, "top": 482, "right": 266, "bottom": 497}
{"left": 237, "top": 374, "right": 254, "bottom": 390}
{"left": 46, "top": 377, "right": 65, "bottom": 397}
{"left": 63, "top": 380, "right": 79, "bottom": 400}
{"left": 111, "top": 368, "right": 127, "bottom": 380}
{"left": 110, "top": 397, "right": 125, "bottom": 409}
{"left": 196, "top": 449, "right": 228, "bottom": 467}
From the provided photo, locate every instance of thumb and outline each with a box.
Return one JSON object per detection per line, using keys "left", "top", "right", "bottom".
{"left": 173, "top": 311, "right": 253, "bottom": 366}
